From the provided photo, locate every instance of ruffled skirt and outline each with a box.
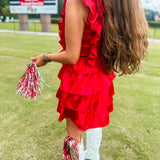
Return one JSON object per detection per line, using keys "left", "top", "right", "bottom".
{"left": 56, "top": 58, "right": 115, "bottom": 131}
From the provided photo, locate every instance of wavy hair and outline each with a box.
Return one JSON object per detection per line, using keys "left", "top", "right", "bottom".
{"left": 101, "top": 0, "right": 148, "bottom": 75}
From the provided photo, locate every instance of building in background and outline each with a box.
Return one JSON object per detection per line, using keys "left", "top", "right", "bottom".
{"left": 155, "top": 13, "right": 160, "bottom": 21}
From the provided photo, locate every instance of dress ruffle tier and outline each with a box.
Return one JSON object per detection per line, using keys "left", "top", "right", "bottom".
{"left": 57, "top": 0, "right": 116, "bottom": 131}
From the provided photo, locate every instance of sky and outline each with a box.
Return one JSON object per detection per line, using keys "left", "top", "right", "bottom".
{"left": 141, "top": 0, "right": 160, "bottom": 12}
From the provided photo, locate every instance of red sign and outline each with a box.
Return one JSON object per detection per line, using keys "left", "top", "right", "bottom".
{"left": 20, "top": 0, "right": 44, "bottom": 6}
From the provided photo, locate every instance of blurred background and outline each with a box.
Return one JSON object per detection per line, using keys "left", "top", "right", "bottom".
{"left": 0, "top": 1, "right": 160, "bottom": 160}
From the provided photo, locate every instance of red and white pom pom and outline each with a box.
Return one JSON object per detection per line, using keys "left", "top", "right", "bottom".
{"left": 16, "top": 61, "right": 46, "bottom": 99}
{"left": 63, "top": 136, "right": 79, "bottom": 160}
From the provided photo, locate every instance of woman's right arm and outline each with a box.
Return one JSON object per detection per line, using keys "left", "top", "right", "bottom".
{"left": 32, "top": 0, "right": 89, "bottom": 67}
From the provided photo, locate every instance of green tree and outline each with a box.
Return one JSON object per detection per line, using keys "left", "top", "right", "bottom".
{"left": 52, "top": 0, "right": 63, "bottom": 18}
{"left": 2, "top": 5, "right": 17, "bottom": 18}
{"left": 0, "top": 0, "right": 7, "bottom": 16}
{"left": 58, "top": 0, "right": 63, "bottom": 16}
{"left": 144, "top": 9, "right": 155, "bottom": 21}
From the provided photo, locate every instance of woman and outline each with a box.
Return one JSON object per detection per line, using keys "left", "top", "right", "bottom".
{"left": 32, "top": 0, "right": 148, "bottom": 159}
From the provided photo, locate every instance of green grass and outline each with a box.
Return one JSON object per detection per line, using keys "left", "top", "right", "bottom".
{"left": 0, "top": 22, "right": 59, "bottom": 33}
{"left": 0, "top": 32, "right": 160, "bottom": 160}
{"left": 0, "top": 22, "right": 160, "bottom": 39}
{"left": 148, "top": 27, "right": 160, "bottom": 39}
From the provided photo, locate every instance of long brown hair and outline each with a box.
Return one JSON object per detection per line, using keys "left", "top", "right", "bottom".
{"left": 101, "top": 0, "right": 148, "bottom": 75}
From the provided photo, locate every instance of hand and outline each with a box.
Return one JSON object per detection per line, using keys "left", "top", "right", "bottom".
{"left": 31, "top": 54, "right": 47, "bottom": 67}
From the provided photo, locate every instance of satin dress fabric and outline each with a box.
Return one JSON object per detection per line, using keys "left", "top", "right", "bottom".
{"left": 56, "top": 0, "right": 116, "bottom": 131}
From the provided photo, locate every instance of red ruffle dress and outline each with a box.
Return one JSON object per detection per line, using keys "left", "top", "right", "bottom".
{"left": 56, "top": 0, "right": 116, "bottom": 131}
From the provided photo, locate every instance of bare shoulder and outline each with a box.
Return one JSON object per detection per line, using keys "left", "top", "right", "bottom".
{"left": 66, "top": 0, "right": 89, "bottom": 22}
{"left": 66, "top": 0, "right": 85, "bottom": 6}
{"left": 66, "top": 0, "right": 88, "bottom": 11}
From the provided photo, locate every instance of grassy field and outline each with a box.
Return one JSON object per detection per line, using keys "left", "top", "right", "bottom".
{"left": 0, "top": 22, "right": 160, "bottom": 39}
{"left": 149, "top": 27, "right": 160, "bottom": 39}
{"left": 0, "top": 32, "right": 160, "bottom": 160}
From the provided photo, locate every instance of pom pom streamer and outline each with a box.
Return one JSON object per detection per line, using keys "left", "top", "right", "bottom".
{"left": 16, "top": 61, "right": 47, "bottom": 99}
{"left": 63, "top": 136, "right": 79, "bottom": 160}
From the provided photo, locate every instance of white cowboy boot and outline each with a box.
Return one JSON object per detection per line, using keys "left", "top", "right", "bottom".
{"left": 79, "top": 135, "right": 84, "bottom": 160}
{"left": 84, "top": 128, "right": 102, "bottom": 160}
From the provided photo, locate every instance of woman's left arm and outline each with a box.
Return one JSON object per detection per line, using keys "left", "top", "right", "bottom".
{"left": 32, "top": 0, "right": 89, "bottom": 67}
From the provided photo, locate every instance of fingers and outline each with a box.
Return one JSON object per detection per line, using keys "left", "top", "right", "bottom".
{"left": 31, "top": 57, "right": 37, "bottom": 62}
{"left": 30, "top": 57, "right": 39, "bottom": 67}
{"left": 30, "top": 55, "right": 47, "bottom": 67}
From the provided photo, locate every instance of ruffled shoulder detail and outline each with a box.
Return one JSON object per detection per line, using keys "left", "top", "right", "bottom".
{"left": 81, "top": 0, "right": 106, "bottom": 67}
{"left": 58, "top": 0, "right": 106, "bottom": 67}
{"left": 58, "top": 0, "right": 67, "bottom": 49}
